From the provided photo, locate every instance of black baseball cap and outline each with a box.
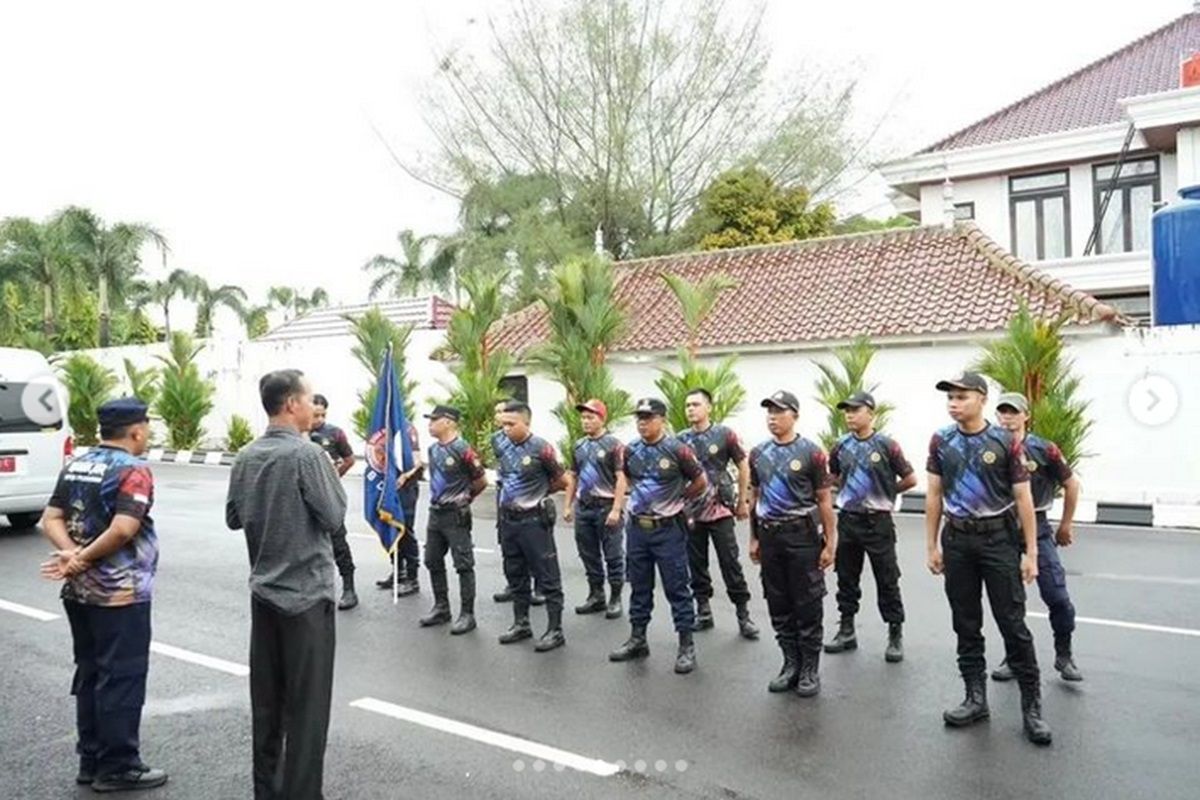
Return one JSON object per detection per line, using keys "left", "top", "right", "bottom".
{"left": 634, "top": 398, "right": 667, "bottom": 417}
{"left": 761, "top": 390, "right": 800, "bottom": 413}
{"left": 837, "top": 391, "right": 876, "bottom": 410}
{"left": 935, "top": 371, "right": 989, "bottom": 395}
{"left": 98, "top": 397, "right": 150, "bottom": 428}
{"left": 424, "top": 404, "right": 462, "bottom": 422}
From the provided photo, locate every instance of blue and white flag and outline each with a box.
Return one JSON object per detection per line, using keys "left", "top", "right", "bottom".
{"left": 362, "top": 344, "right": 413, "bottom": 553}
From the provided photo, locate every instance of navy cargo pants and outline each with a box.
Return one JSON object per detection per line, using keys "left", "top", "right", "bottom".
{"left": 574, "top": 499, "right": 625, "bottom": 589}
{"left": 626, "top": 514, "right": 695, "bottom": 632}
{"left": 63, "top": 600, "right": 152, "bottom": 780}
{"left": 1035, "top": 511, "right": 1076, "bottom": 641}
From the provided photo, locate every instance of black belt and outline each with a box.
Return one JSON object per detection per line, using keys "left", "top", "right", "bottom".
{"left": 501, "top": 505, "right": 541, "bottom": 520}
{"left": 945, "top": 514, "right": 1010, "bottom": 534}
{"left": 430, "top": 503, "right": 468, "bottom": 513}
{"left": 840, "top": 508, "right": 890, "bottom": 517}
{"left": 579, "top": 497, "right": 614, "bottom": 509}
{"left": 757, "top": 515, "right": 815, "bottom": 532}
{"left": 632, "top": 513, "right": 675, "bottom": 530}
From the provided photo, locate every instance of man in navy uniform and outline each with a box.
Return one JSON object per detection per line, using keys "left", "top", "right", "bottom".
{"left": 925, "top": 371, "right": 1052, "bottom": 746}
{"left": 562, "top": 398, "right": 628, "bottom": 619}
{"left": 495, "top": 401, "right": 568, "bottom": 651}
{"left": 609, "top": 398, "right": 707, "bottom": 674}
{"left": 492, "top": 399, "right": 546, "bottom": 607}
{"left": 40, "top": 398, "right": 168, "bottom": 793}
{"left": 310, "top": 394, "right": 360, "bottom": 610}
{"left": 747, "top": 390, "right": 837, "bottom": 698}
{"left": 678, "top": 388, "right": 759, "bottom": 639}
{"left": 419, "top": 405, "right": 488, "bottom": 635}
{"left": 824, "top": 391, "right": 916, "bottom": 662}
{"left": 992, "top": 392, "right": 1084, "bottom": 683}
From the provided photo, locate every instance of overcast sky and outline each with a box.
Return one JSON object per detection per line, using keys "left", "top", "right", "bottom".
{"left": 0, "top": 0, "right": 1192, "bottom": 314}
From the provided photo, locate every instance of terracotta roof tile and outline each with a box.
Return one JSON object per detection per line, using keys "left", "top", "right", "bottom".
{"left": 921, "top": 12, "right": 1200, "bottom": 153}
{"left": 487, "top": 224, "right": 1123, "bottom": 358}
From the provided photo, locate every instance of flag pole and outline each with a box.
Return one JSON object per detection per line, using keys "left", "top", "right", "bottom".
{"left": 393, "top": 548, "right": 399, "bottom": 605}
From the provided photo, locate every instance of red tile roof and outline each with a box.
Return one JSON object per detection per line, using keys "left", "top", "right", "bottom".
{"left": 487, "top": 224, "right": 1122, "bottom": 357}
{"left": 922, "top": 12, "right": 1200, "bottom": 153}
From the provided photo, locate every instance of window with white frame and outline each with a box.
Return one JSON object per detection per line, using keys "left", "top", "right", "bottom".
{"left": 1093, "top": 157, "right": 1159, "bottom": 255}
{"left": 1010, "top": 171, "right": 1070, "bottom": 261}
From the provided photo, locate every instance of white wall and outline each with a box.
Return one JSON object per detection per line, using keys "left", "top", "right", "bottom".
{"left": 74, "top": 329, "right": 452, "bottom": 452}
{"left": 518, "top": 326, "right": 1200, "bottom": 526}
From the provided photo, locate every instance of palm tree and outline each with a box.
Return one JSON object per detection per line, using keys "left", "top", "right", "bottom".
{"left": 661, "top": 272, "right": 740, "bottom": 358}
{"left": 147, "top": 268, "right": 201, "bottom": 339}
{"left": 364, "top": 229, "right": 455, "bottom": 299}
{"left": 268, "top": 286, "right": 329, "bottom": 320}
{"left": 0, "top": 213, "right": 81, "bottom": 337}
{"left": 344, "top": 307, "right": 418, "bottom": 438}
{"left": 190, "top": 278, "right": 247, "bottom": 338}
{"left": 60, "top": 207, "right": 169, "bottom": 347}
{"left": 241, "top": 304, "right": 272, "bottom": 340}
{"left": 811, "top": 336, "right": 895, "bottom": 451}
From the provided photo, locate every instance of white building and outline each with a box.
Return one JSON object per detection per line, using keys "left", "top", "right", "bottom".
{"left": 880, "top": 8, "right": 1200, "bottom": 324}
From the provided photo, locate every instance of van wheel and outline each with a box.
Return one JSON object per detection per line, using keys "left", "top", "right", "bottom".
{"left": 5, "top": 512, "right": 42, "bottom": 530}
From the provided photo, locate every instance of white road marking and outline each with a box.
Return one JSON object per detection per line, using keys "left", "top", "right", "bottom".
{"left": 349, "top": 696, "right": 621, "bottom": 777}
{"left": 0, "top": 598, "right": 59, "bottom": 621}
{"left": 1028, "top": 611, "right": 1200, "bottom": 638}
{"left": 1079, "top": 572, "right": 1200, "bottom": 587}
{"left": 347, "top": 532, "right": 496, "bottom": 554}
{"left": 149, "top": 642, "right": 250, "bottom": 676}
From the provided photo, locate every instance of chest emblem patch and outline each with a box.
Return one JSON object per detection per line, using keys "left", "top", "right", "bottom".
{"left": 444, "top": 456, "right": 456, "bottom": 467}
{"left": 596, "top": 450, "right": 606, "bottom": 459}
{"left": 982, "top": 451, "right": 997, "bottom": 465}
{"left": 522, "top": 455, "right": 533, "bottom": 466}
{"left": 659, "top": 458, "right": 672, "bottom": 470}
{"left": 1026, "top": 460, "right": 1038, "bottom": 472}
{"left": 870, "top": 452, "right": 882, "bottom": 463}
{"left": 790, "top": 459, "right": 803, "bottom": 471}
{"left": 708, "top": 443, "right": 719, "bottom": 455}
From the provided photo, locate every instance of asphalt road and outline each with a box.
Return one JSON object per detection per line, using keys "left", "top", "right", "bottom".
{"left": 2, "top": 462, "right": 1198, "bottom": 799}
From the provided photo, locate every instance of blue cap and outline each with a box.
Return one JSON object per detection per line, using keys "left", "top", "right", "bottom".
{"left": 98, "top": 397, "right": 150, "bottom": 429}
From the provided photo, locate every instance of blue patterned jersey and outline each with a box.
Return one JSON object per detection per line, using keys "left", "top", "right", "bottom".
{"left": 678, "top": 424, "right": 746, "bottom": 522}
{"left": 497, "top": 434, "right": 564, "bottom": 510}
{"left": 828, "top": 432, "right": 913, "bottom": 512}
{"left": 1022, "top": 433, "right": 1073, "bottom": 512}
{"left": 48, "top": 446, "right": 158, "bottom": 607}
{"left": 749, "top": 436, "right": 832, "bottom": 521}
{"left": 927, "top": 423, "right": 1029, "bottom": 519}
{"left": 623, "top": 435, "right": 704, "bottom": 517}
{"left": 429, "top": 436, "right": 485, "bottom": 507}
{"left": 571, "top": 433, "right": 625, "bottom": 502}
{"left": 310, "top": 422, "right": 354, "bottom": 462}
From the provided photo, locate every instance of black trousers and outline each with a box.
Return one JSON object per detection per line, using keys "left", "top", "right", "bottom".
{"left": 63, "top": 600, "right": 151, "bottom": 779}
{"left": 834, "top": 511, "right": 904, "bottom": 623}
{"left": 574, "top": 500, "right": 625, "bottom": 587}
{"left": 500, "top": 513, "right": 564, "bottom": 612}
{"left": 388, "top": 501, "right": 420, "bottom": 579}
{"left": 758, "top": 519, "right": 826, "bottom": 656}
{"left": 687, "top": 515, "right": 751, "bottom": 605}
{"left": 425, "top": 505, "right": 476, "bottom": 605}
{"left": 249, "top": 597, "right": 336, "bottom": 800}
{"left": 331, "top": 523, "right": 354, "bottom": 578}
{"left": 942, "top": 520, "right": 1040, "bottom": 688}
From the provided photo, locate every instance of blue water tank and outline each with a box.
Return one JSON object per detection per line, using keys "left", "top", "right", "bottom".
{"left": 1152, "top": 184, "right": 1200, "bottom": 326}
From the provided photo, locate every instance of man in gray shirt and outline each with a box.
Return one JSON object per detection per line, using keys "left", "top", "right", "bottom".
{"left": 226, "top": 369, "right": 347, "bottom": 800}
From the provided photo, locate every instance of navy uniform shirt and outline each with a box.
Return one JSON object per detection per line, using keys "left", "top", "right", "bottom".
{"left": 571, "top": 433, "right": 625, "bottom": 503}
{"left": 1022, "top": 433, "right": 1073, "bottom": 513}
{"left": 497, "top": 434, "right": 564, "bottom": 510}
{"left": 428, "top": 437, "right": 486, "bottom": 508}
{"left": 624, "top": 435, "right": 704, "bottom": 518}
{"left": 926, "top": 423, "right": 1029, "bottom": 519}
{"left": 679, "top": 423, "right": 746, "bottom": 522}
{"left": 749, "top": 436, "right": 832, "bottom": 521}
{"left": 828, "top": 432, "right": 913, "bottom": 513}
{"left": 310, "top": 422, "right": 354, "bottom": 463}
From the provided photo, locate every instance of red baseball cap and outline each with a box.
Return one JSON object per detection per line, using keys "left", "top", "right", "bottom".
{"left": 575, "top": 398, "right": 608, "bottom": 420}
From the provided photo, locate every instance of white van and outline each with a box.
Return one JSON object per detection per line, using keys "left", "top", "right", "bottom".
{"left": 0, "top": 347, "right": 73, "bottom": 529}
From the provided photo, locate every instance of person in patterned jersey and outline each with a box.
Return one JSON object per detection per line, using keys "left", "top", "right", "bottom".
{"left": 39, "top": 398, "right": 169, "bottom": 792}
{"left": 992, "top": 392, "right": 1083, "bottom": 683}
{"left": 491, "top": 399, "right": 546, "bottom": 608}
{"left": 824, "top": 391, "right": 917, "bottom": 662}
{"left": 678, "top": 388, "right": 759, "bottom": 640}
{"left": 608, "top": 398, "right": 708, "bottom": 675}
{"left": 417, "top": 405, "right": 488, "bottom": 635}
{"left": 747, "top": 390, "right": 837, "bottom": 698}
{"left": 495, "top": 401, "right": 569, "bottom": 652}
{"left": 925, "top": 371, "right": 1051, "bottom": 746}
{"left": 562, "top": 398, "right": 628, "bottom": 620}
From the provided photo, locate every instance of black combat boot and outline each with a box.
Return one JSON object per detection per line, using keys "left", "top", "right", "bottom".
{"left": 605, "top": 582, "right": 624, "bottom": 619}
{"left": 795, "top": 650, "right": 821, "bottom": 697}
{"left": 530, "top": 590, "right": 547, "bottom": 606}
{"left": 493, "top": 585, "right": 515, "bottom": 603}
{"left": 535, "top": 603, "right": 566, "bottom": 652}
{"left": 943, "top": 677, "right": 990, "bottom": 726}
{"left": 885, "top": 622, "right": 904, "bottom": 663}
{"left": 419, "top": 572, "right": 451, "bottom": 626}
{"left": 1054, "top": 634, "right": 1083, "bottom": 682}
{"left": 768, "top": 641, "right": 800, "bottom": 693}
{"left": 692, "top": 599, "right": 714, "bottom": 631}
{"left": 575, "top": 583, "right": 607, "bottom": 615}
{"left": 674, "top": 631, "right": 697, "bottom": 674}
{"left": 450, "top": 572, "right": 476, "bottom": 635}
{"left": 823, "top": 615, "right": 856, "bottom": 653}
{"left": 499, "top": 601, "right": 533, "bottom": 644}
{"left": 609, "top": 624, "right": 650, "bottom": 661}
{"left": 735, "top": 601, "right": 760, "bottom": 640}
{"left": 1020, "top": 684, "right": 1053, "bottom": 746}
{"left": 338, "top": 573, "right": 359, "bottom": 610}
{"left": 395, "top": 576, "right": 420, "bottom": 597}
{"left": 991, "top": 659, "right": 1015, "bottom": 681}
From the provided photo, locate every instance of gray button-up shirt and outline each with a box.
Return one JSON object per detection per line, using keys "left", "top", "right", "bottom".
{"left": 225, "top": 425, "right": 348, "bottom": 615}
